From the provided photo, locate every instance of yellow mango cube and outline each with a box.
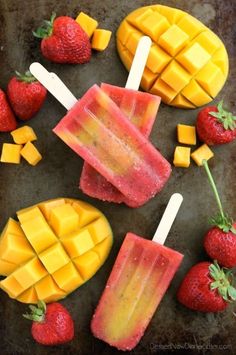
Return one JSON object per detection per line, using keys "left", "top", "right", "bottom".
{"left": 161, "top": 61, "right": 191, "bottom": 92}
{"left": 182, "top": 80, "right": 212, "bottom": 107}
{"left": 191, "top": 144, "right": 214, "bottom": 166}
{"left": 11, "top": 126, "right": 37, "bottom": 144}
{"left": 171, "top": 94, "right": 195, "bottom": 109}
{"left": 39, "top": 243, "right": 69, "bottom": 274}
{"left": 177, "top": 124, "right": 196, "bottom": 145}
{"left": 17, "top": 206, "right": 44, "bottom": 223}
{"left": 150, "top": 78, "right": 177, "bottom": 104}
{"left": 93, "top": 236, "right": 113, "bottom": 261}
{"left": 52, "top": 262, "right": 84, "bottom": 292}
{"left": 0, "top": 233, "right": 34, "bottom": 264}
{"left": 20, "top": 141, "right": 42, "bottom": 166}
{"left": 146, "top": 44, "right": 171, "bottom": 74}
{"left": 13, "top": 257, "right": 47, "bottom": 289}
{"left": 177, "top": 43, "right": 211, "bottom": 75}
{"left": 39, "top": 198, "right": 66, "bottom": 220}
{"left": 125, "top": 31, "right": 142, "bottom": 55}
{"left": 50, "top": 204, "right": 79, "bottom": 237}
{"left": 159, "top": 25, "right": 189, "bottom": 56}
{"left": 92, "top": 29, "right": 112, "bottom": 51}
{"left": 76, "top": 12, "right": 98, "bottom": 38}
{"left": 21, "top": 216, "right": 58, "bottom": 253}
{"left": 177, "top": 15, "right": 205, "bottom": 39}
{"left": 35, "top": 275, "right": 65, "bottom": 302}
{"left": 1, "top": 143, "right": 22, "bottom": 164}
{"left": 0, "top": 218, "right": 24, "bottom": 238}
{"left": 61, "top": 229, "right": 94, "bottom": 258}
{"left": 138, "top": 11, "right": 169, "bottom": 41}
{"left": 87, "top": 217, "right": 111, "bottom": 244}
{"left": 140, "top": 67, "right": 157, "bottom": 91}
{"left": 17, "top": 287, "right": 38, "bottom": 304}
{"left": 0, "top": 274, "right": 24, "bottom": 298}
{"left": 195, "top": 61, "right": 225, "bottom": 97}
{"left": 173, "top": 146, "right": 191, "bottom": 168}
{"left": 0, "top": 259, "right": 17, "bottom": 276}
{"left": 71, "top": 201, "right": 100, "bottom": 228}
{"left": 73, "top": 251, "right": 100, "bottom": 280}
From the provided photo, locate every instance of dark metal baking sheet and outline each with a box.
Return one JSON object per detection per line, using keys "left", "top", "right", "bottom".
{"left": 0, "top": 0, "right": 235, "bottom": 354}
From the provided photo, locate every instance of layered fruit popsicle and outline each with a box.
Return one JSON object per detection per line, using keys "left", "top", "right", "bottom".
{"left": 91, "top": 232, "right": 183, "bottom": 350}
{"left": 80, "top": 83, "right": 161, "bottom": 207}
{"left": 53, "top": 84, "right": 171, "bottom": 207}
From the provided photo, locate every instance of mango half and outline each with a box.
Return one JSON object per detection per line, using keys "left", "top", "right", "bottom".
{"left": 117, "top": 5, "right": 228, "bottom": 108}
{"left": 0, "top": 198, "right": 112, "bottom": 303}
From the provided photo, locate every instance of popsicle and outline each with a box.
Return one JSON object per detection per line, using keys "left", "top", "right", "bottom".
{"left": 29, "top": 65, "right": 171, "bottom": 208}
{"left": 91, "top": 193, "right": 184, "bottom": 350}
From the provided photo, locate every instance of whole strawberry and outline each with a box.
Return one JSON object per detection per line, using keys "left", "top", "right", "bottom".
{"left": 177, "top": 261, "right": 236, "bottom": 312}
{"left": 33, "top": 13, "right": 91, "bottom": 64}
{"left": 23, "top": 301, "right": 74, "bottom": 346}
{"left": 0, "top": 89, "right": 17, "bottom": 132}
{"left": 7, "top": 71, "right": 47, "bottom": 121}
{"left": 196, "top": 101, "right": 236, "bottom": 145}
{"left": 202, "top": 160, "right": 236, "bottom": 268}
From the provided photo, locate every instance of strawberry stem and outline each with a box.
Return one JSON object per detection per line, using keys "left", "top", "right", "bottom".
{"left": 33, "top": 12, "right": 56, "bottom": 39}
{"left": 15, "top": 71, "right": 37, "bottom": 83}
{"left": 209, "top": 260, "right": 236, "bottom": 302}
{"left": 23, "top": 300, "right": 46, "bottom": 322}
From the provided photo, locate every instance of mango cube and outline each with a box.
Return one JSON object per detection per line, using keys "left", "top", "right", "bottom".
{"left": 94, "top": 236, "right": 113, "bottom": 261}
{"left": 21, "top": 216, "right": 58, "bottom": 253}
{"left": 146, "top": 44, "right": 171, "bottom": 74}
{"left": 39, "top": 243, "right": 69, "bottom": 273}
{"left": 13, "top": 257, "right": 47, "bottom": 289}
{"left": 92, "top": 29, "right": 112, "bottom": 51}
{"left": 177, "top": 43, "right": 211, "bottom": 74}
{"left": 0, "top": 234, "right": 34, "bottom": 264}
{"left": 138, "top": 11, "right": 169, "bottom": 41}
{"left": 72, "top": 201, "right": 100, "bottom": 227}
{"left": 73, "top": 251, "right": 100, "bottom": 279}
{"left": 11, "top": 126, "right": 37, "bottom": 144}
{"left": 87, "top": 217, "right": 111, "bottom": 244}
{"left": 20, "top": 141, "right": 42, "bottom": 166}
{"left": 0, "top": 274, "right": 24, "bottom": 298}
{"left": 159, "top": 25, "right": 189, "bottom": 56}
{"left": 61, "top": 229, "right": 94, "bottom": 258}
{"left": 39, "top": 198, "right": 66, "bottom": 220}
{"left": 17, "top": 206, "right": 44, "bottom": 223}
{"left": 1, "top": 218, "right": 24, "bottom": 238}
{"left": 177, "top": 124, "right": 196, "bottom": 145}
{"left": 1, "top": 143, "right": 22, "bottom": 164}
{"left": 0, "top": 259, "right": 17, "bottom": 276}
{"left": 191, "top": 144, "right": 214, "bottom": 166}
{"left": 50, "top": 204, "right": 79, "bottom": 237}
{"left": 161, "top": 61, "right": 191, "bottom": 92}
{"left": 76, "top": 12, "right": 98, "bottom": 38}
{"left": 35, "top": 275, "right": 65, "bottom": 303}
{"left": 173, "top": 146, "right": 191, "bottom": 168}
{"left": 52, "top": 262, "right": 84, "bottom": 292}
{"left": 17, "top": 287, "right": 38, "bottom": 304}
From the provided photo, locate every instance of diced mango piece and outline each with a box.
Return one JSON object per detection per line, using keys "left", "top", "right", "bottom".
{"left": 161, "top": 61, "right": 191, "bottom": 91}
{"left": 191, "top": 144, "right": 214, "bottom": 166}
{"left": 177, "top": 124, "right": 196, "bottom": 145}
{"left": 140, "top": 67, "right": 158, "bottom": 91}
{"left": 177, "top": 15, "right": 205, "bottom": 39}
{"left": 13, "top": 257, "right": 47, "bottom": 289}
{"left": 50, "top": 204, "right": 79, "bottom": 237}
{"left": 195, "top": 61, "right": 225, "bottom": 97}
{"left": 146, "top": 44, "right": 171, "bottom": 74}
{"left": 117, "top": 41, "right": 133, "bottom": 71}
{"left": 182, "top": 80, "right": 212, "bottom": 107}
{"left": 91, "top": 29, "right": 112, "bottom": 51}
{"left": 150, "top": 78, "right": 177, "bottom": 104}
{"left": 173, "top": 146, "right": 191, "bottom": 168}
{"left": 212, "top": 47, "right": 229, "bottom": 76}
{"left": 0, "top": 259, "right": 17, "bottom": 276}
{"left": 116, "top": 20, "right": 134, "bottom": 45}
{"left": 94, "top": 236, "right": 113, "bottom": 261}
{"left": 71, "top": 201, "right": 100, "bottom": 228}
{"left": 35, "top": 275, "right": 65, "bottom": 303}
{"left": 177, "top": 43, "right": 211, "bottom": 74}
{"left": 20, "top": 141, "right": 42, "bottom": 166}
{"left": 76, "top": 12, "right": 98, "bottom": 38}
{"left": 17, "top": 287, "right": 38, "bottom": 304}
{"left": 61, "top": 229, "right": 94, "bottom": 258}
{"left": 17, "top": 206, "right": 44, "bottom": 223}
{"left": 0, "top": 218, "right": 24, "bottom": 238}
{"left": 159, "top": 25, "right": 189, "bottom": 56}
{"left": 87, "top": 217, "right": 111, "bottom": 244}
{"left": 39, "top": 243, "right": 69, "bottom": 274}
{"left": 0, "top": 274, "right": 24, "bottom": 298}
{"left": 171, "top": 94, "right": 195, "bottom": 109}
{"left": 11, "top": 126, "right": 37, "bottom": 144}
{"left": 0, "top": 233, "right": 34, "bottom": 264}
{"left": 1, "top": 143, "right": 22, "bottom": 164}
{"left": 52, "top": 262, "right": 84, "bottom": 292}
{"left": 195, "top": 32, "right": 221, "bottom": 55}
{"left": 138, "top": 11, "right": 170, "bottom": 41}
{"left": 73, "top": 251, "right": 100, "bottom": 280}
{"left": 21, "top": 216, "right": 58, "bottom": 253}
{"left": 158, "top": 5, "right": 185, "bottom": 24}
{"left": 125, "top": 30, "right": 142, "bottom": 55}
{"left": 39, "top": 198, "right": 66, "bottom": 220}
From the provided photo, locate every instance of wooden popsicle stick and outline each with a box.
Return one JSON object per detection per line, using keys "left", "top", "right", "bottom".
{"left": 153, "top": 193, "right": 183, "bottom": 245}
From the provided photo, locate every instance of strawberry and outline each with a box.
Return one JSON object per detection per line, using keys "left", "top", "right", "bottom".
{"left": 177, "top": 261, "right": 236, "bottom": 312}
{"left": 23, "top": 301, "right": 74, "bottom": 345}
{"left": 33, "top": 13, "right": 91, "bottom": 64}
{"left": 7, "top": 71, "right": 47, "bottom": 121}
{"left": 202, "top": 160, "right": 236, "bottom": 268}
{"left": 0, "top": 89, "right": 17, "bottom": 132}
{"left": 196, "top": 101, "right": 236, "bottom": 145}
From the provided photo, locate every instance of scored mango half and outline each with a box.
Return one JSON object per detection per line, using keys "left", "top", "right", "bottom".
{"left": 117, "top": 5, "right": 228, "bottom": 108}
{"left": 0, "top": 198, "right": 113, "bottom": 303}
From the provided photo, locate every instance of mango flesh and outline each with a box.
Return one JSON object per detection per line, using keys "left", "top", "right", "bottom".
{"left": 0, "top": 198, "right": 113, "bottom": 303}
{"left": 117, "top": 5, "right": 228, "bottom": 108}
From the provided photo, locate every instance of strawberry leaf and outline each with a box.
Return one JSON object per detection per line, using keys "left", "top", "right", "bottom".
{"left": 209, "top": 261, "right": 236, "bottom": 303}
{"left": 209, "top": 101, "right": 236, "bottom": 131}
{"left": 33, "top": 12, "right": 56, "bottom": 39}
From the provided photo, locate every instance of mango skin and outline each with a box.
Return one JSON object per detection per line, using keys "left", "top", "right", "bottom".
{"left": 117, "top": 5, "right": 229, "bottom": 108}
{"left": 0, "top": 198, "right": 113, "bottom": 303}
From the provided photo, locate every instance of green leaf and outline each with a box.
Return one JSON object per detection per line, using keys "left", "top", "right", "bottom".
{"left": 33, "top": 12, "right": 56, "bottom": 39}
{"left": 228, "top": 285, "right": 236, "bottom": 300}
{"left": 209, "top": 101, "right": 236, "bottom": 131}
